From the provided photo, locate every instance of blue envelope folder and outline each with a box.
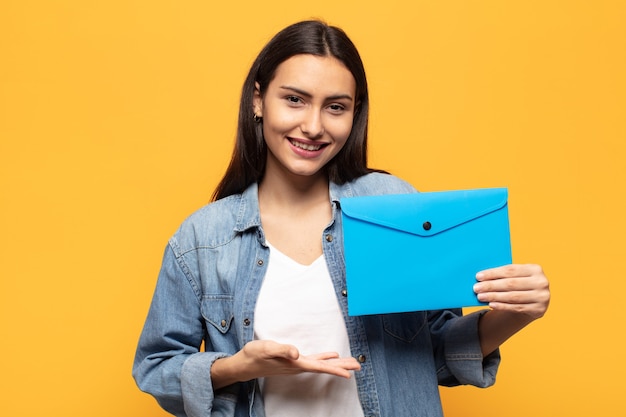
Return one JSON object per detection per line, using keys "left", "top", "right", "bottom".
{"left": 340, "top": 188, "right": 512, "bottom": 316}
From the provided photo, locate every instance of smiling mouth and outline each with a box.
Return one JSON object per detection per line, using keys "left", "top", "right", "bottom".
{"left": 289, "top": 139, "right": 326, "bottom": 151}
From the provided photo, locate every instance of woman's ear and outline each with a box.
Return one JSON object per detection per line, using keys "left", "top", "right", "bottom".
{"left": 253, "top": 82, "right": 263, "bottom": 117}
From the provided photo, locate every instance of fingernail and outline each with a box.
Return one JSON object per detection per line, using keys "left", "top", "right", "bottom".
{"left": 476, "top": 272, "right": 484, "bottom": 280}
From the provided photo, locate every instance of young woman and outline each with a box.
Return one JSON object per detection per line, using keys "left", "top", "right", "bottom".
{"left": 133, "top": 20, "right": 550, "bottom": 417}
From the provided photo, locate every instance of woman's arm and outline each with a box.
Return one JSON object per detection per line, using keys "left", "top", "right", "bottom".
{"left": 132, "top": 244, "right": 215, "bottom": 416}
{"left": 473, "top": 264, "right": 551, "bottom": 356}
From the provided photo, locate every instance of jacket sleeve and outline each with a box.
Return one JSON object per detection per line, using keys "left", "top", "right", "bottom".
{"left": 428, "top": 309, "right": 500, "bottom": 387}
{"left": 132, "top": 242, "right": 230, "bottom": 417}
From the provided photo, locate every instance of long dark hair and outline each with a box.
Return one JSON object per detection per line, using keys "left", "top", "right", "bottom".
{"left": 212, "top": 20, "right": 379, "bottom": 201}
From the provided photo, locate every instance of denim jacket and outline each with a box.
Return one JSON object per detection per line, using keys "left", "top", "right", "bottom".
{"left": 133, "top": 173, "right": 500, "bottom": 417}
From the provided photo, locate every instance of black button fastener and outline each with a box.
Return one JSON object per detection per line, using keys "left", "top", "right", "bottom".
{"left": 243, "top": 318, "right": 251, "bottom": 326}
{"left": 257, "top": 259, "right": 264, "bottom": 266}
{"left": 357, "top": 354, "right": 367, "bottom": 363}
{"left": 325, "top": 234, "right": 333, "bottom": 242}
{"left": 341, "top": 289, "right": 348, "bottom": 297}
{"left": 422, "top": 221, "right": 432, "bottom": 231}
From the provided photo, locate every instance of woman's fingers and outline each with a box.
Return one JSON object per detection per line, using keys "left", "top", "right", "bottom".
{"left": 474, "top": 264, "right": 550, "bottom": 319}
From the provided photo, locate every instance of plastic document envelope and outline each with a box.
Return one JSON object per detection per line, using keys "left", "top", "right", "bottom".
{"left": 340, "top": 188, "right": 512, "bottom": 316}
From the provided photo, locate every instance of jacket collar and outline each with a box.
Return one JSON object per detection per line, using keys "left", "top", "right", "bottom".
{"left": 234, "top": 182, "right": 262, "bottom": 233}
{"left": 329, "top": 179, "right": 356, "bottom": 203}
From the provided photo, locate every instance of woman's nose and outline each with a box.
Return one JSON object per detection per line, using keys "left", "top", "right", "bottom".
{"left": 300, "top": 110, "right": 325, "bottom": 138}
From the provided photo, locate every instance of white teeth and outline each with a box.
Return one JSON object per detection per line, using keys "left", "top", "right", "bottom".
{"left": 290, "top": 140, "right": 322, "bottom": 151}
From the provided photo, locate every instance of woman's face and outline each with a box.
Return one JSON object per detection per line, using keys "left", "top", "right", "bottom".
{"left": 254, "top": 54, "right": 356, "bottom": 182}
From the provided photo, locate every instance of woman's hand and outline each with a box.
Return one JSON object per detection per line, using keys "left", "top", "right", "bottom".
{"left": 473, "top": 264, "right": 550, "bottom": 356}
{"left": 211, "top": 340, "right": 361, "bottom": 390}
{"left": 474, "top": 264, "right": 550, "bottom": 319}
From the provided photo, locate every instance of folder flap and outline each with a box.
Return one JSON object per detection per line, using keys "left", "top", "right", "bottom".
{"left": 340, "top": 188, "right": 508, "bottom": 237}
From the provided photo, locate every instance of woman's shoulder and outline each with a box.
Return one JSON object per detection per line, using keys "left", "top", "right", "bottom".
{"left": 185, "top": 194, "right": 242, "bottom": 224}
{"left": 344, "top": 172, "right": 417, "bottom": 196}
{"left": 170, "top": 193, "right": 247, "bottom": 250}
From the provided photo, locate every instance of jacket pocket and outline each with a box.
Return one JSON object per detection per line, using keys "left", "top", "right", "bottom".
{"left": 382, "top": 311, "right": 427, "bottom": 343}
{"left": 201, "top": 295, "right": 234, "bottom": 335}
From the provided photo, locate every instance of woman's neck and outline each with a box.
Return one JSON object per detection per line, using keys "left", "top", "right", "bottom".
{"left": 257, "top": 170, "right": 332, "bottom": 265}
{"left": 258, "top": 169, "right": 330, "bottom": 212}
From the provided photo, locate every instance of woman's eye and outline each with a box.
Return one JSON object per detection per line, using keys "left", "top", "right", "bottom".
{"left": 328, "top": 104, "right": 345, "bottom": 112}
{"left": 286, "top": 96, "right": 302, "bottom": 104}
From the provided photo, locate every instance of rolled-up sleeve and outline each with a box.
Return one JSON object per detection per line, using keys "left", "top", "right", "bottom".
{"left": 429, "top": 309, "right": 500, "bottom": 388}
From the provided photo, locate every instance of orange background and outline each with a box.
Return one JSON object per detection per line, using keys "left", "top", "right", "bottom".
{"left": 1, "top": 1, "right": 624, "bottom": 416}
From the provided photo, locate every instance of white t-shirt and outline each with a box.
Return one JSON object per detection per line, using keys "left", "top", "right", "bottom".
{"left": 254, "top": 243, "right": 364, "bottom": 417}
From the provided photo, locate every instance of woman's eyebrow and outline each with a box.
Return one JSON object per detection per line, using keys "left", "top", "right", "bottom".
{"left": 279, "top": 85, "right": 354, "bottom": 101}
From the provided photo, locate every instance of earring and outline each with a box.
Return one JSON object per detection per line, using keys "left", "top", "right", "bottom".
{"left": 253, "top": 114, "right": 262, "bottom": 123}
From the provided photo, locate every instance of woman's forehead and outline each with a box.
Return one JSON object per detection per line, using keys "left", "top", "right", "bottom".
{"left": 269, "top": 54, "right": 356, "bottom": 99}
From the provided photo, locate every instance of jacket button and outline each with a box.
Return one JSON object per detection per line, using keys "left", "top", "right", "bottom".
{"left": 422, "top": 221, "right": 432, "bottom": 231}
{"left": 341, "top": 289, "right": 347, "bottom": 297}
{"left": 220, "top": 319, "right": 227, "bottom": 328}
{"left": 325, "top": 234, "right": 333, "bottom": 242}
{"left": 243, "top": 318, "right": 251, "bottom": 326}
{"left": 257, "top": 259, "right": 264, "bottom": 266}
{"left": 357, "top": 354, "right": 366, "bottom": 363}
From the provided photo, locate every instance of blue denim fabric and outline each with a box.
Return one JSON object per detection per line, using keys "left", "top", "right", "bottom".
{"left": 133, "top": 173, "right": 500, "bottom": 417}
